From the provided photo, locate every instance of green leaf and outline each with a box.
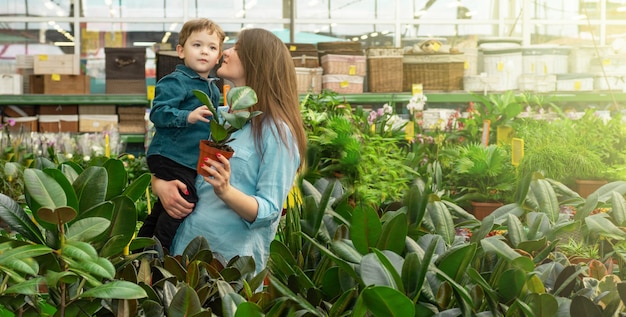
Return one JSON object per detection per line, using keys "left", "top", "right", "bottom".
{"left": 480, "top": 236, "right": 521, "bottom": 261}
{"left": 585, "top": 213, "right": 626, "bottom": 240}
{"left": 360, "top": 250, "right": 403, "bottom": 291}
{"left": 436, "top": 243, "right": 477, "bottom": 282}
{"left": 507, "top": 213, "right": 527, "bottom": 248}
{"left": 428, "top": 200, "right": 455, "bottom": 245}
{"left": 267, "top": 274, "right": 324, "bottom": 316}
{"left": 0, "top": 245, "right": 50, "bottom": 275}
{"left": 498, "top": 268, "right": 526, "bottom": 303}
{"left": 74, "top": 257, "right": 116, "bottom": 280}
{"left": 350, "top": 205, "right": 382, "bottom": 255}
{"left": 359, "top": 286, "right": 415, "bottom": 317}
{"left": 103, "top": 158, "right": 127, "bottom": 200}
{"left": 123, "top": 172, "right": 152, "bottom": 202}
{"left": 24, "top": 169, "right": 67, "bottom": 226}
{"left": 611, "top": 191, "right": 626, "bottom": 226}
{"left": 569, "top": 295, "right": 603, "bottom": 317}
{"left": 3, "top": 277, "right": 44, "bottom": 295}
{"left": 531, "top": 178, "right": 560, "bottom": 223}
{"left": 228, "top": 86, "right": 258, "bottom": 111}
{"left": 0, "top": 194, "right": 45, "bottom": 244}
{"left": 527, "top": 291, "right": 558, "bottom": 316}
{"left": 234, "top": 302, "right": 263, "bottom": 317}
{"left": 193, "top": 89, "right": 216, "bottom": 114}
{"left": 72, "top": 166, "right": 108, "bottom": 213}
{"left": 66, "top": 217, "right": 111, "bottom": 241}
{"left": 376, "top": 211, "right": 407, "bottom": 255}
{"left": 62, "top": 240, "right": 99, "bottom": 261}
{"left": 78, "top": 280, "right": 147, "bottom": 299}
{"left": 36, "top": 206, "right": 77, "bottom": 225}
{"left": 210, "top": 123, "right": 229, "bottom": 143}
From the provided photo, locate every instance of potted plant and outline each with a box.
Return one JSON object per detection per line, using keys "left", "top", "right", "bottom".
{"left": 448, "top": 142, "right": 516, "bottom": 219}
{"left": 192, "top": 86, "right": 261, "bottom": 176}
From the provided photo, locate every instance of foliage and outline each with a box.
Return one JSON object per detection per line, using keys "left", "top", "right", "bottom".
{"left": 193, "top": 85, "right": 262, "bottom": 148}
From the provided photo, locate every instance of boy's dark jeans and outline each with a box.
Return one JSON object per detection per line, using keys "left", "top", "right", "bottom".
{"left": 138, "top": 155, "right": 198, "bottom": 250}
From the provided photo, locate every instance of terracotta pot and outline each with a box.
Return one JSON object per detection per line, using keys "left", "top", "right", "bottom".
{"left": 470, "top": 201, "right": 504, "bottom": 220}
{"left": 575, "top": 179, "right": 608, "bottom": 198}
{"left": 197, "top": 140, "right": 234, "bottom": 177}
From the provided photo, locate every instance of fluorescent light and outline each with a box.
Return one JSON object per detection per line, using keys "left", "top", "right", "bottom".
{"left": 133, "top": 42, "right": 156, "bottom": 46}
{"left": 54, "top": 42, "right": 75, "bottom": 46}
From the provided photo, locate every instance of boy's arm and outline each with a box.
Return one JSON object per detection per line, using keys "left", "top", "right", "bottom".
{"left": 150, "top": 77, "right": 191, "bottom": 128}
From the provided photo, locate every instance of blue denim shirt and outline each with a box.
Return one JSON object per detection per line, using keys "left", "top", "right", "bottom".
{"left": 147, "top": 64, "right": 221, "bottom": 169}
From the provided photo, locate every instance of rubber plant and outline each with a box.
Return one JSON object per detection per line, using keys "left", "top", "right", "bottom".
{"left": 0, "top": 156, "right": 151, "bottom": 315}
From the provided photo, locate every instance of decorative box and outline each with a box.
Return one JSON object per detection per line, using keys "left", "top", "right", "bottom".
{"left": 33, "top": 54, "right": 80, "bottom": 75}
{"left": 78, "top": 105, "right": 117, "bottom": 115}
{"left": 156, "top": 51, "right": 182, "bottom": 82}
{"left": 30, "top": 74, "right": 90, "bottom": 94}
{"left": 3, "top": 116, "right": 38, "bottom": 132}
{"left": 517, "top": 74, "right": 556, "bottom": 92}
{"left": 555, "top": 73, "right": 593, "bottom": 92}
{"left": 0, "top": 74, "right": 23, "bottom": 95}
{"left": 79, "top": 115, "right": 119, "bottom": 132}
{"left": 403, "top": 53, "right": 465, "bottom": 91}
{"left": 106, "top": 79, "right": 147, "bottom": 94}
{"left": 105, "top": 47, "right": 147, "bottom": 80}
{"left": 286, "top": 43, "right": 319, "bottom": 68}
{"left": 322, "top": 74, "right": 364, "bottom": 94}
{"left": 39, "top": 105, "right": 78, "bottom": 115}
{"left": 296, "top": 67, "right": 323, "bottom": 94}
{"left": 321, "top": 54, "right": 366, "bottom": 76}
{"left": 38, "top": 115, "right": 79, "bottom": 133}
{"left": 366, "top": 47, "right": 403, "bottom": 93}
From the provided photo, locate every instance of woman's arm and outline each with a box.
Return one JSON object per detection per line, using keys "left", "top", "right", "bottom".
{"left": 151, "top": 175, "right": 195, "bottom": 219}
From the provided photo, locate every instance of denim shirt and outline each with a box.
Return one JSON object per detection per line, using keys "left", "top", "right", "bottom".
{"left": 147, "top": 64, "right": 221, "bottom": 169}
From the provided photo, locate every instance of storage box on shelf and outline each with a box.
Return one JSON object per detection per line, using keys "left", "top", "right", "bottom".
{"left": 296, "top": 67, "right": 323, "bottom": 94}
{"left": 555, "top": 73, "right": 594, "bottom": 92}
{"left": 286, "top": 43, "right": 319, "bottom": 68}
{"left": 462, "top": 47, "right": 479, "bottom": 76}
{"left": 30, "top": 74, "right": 90, "bottom": 94}
{"left": 78, "top": 105, "right": 117, "bottom": 115}
{"left": 1, "top": 105, "right": 36, "bottom": 117}
{"left": 39, "top": 105, "right": 78, "bottom": 115}
{"left": 106, "top": 79, "right": 147, "bottom": 94}
{"left": 105, "top": 47, "right": 147, "bottom": 80}
{"left": 594, "top": 75, "right": 626, "bottom": 91}
{"left": 366, "top": 47, "right": 403, "bottom": 93}
{"left": 0, "top": 74, "right": 23, "bottom": 95}
{"left": 569, "top": 45, "right": 612, "bottom": 73}
{"left": 322, "top": 74, "right": 364, "bottom": 94}
{"left": 480, "top": 46, "right": 522, "bottom": 91}
{"left": 38, "top": 115, "right": 79, "bottom": 133}
{"left": 402, "top": 52, "right": 465, "bottom": 91}
{"left": 321, "top": 54, "right": 367, "bottom": 76}
{"left": 521, "top": 45, "right": 569, "bottom": 75}
{"left": 156, "top": 51, "right": 182, "bottom": 82}
{"left": 518, "top": 74, "right": 557, "bottom": 92}
{"left": 463, "top": 74, "right": 499, "bottom": 93}
{"left": 2, "top": 116, "right": 38, "bottom": 132}
{"left": 117, "top": 106, "right": 147, "bottom": 134}
{"left": 317, "top": 41, "right": 363, "bottom": 57}
{"left": 79, "top": 115, "right": 119, "bottom": 133}
{"left": 33, "top": 54, "right": 80, "bottom": 75}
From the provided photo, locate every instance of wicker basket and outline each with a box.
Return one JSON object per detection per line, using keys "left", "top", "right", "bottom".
{"left": 296, "top": 67, "right": 323, "bottom": 94}
{"left": 317, "top": 41, "right": 363, "bottom": 57}
{"left": 402, "top": 53, "right": 465, "bottom": 91}
{"left": 286, "top": 43, "right": 319, "bottom": 68}
{"left": 322, "top": 74, "right": 364, "bottom": 94}
{"left": 321, "top": 54, "right": 366, "bottom": 76}
{"left": 366, "top": 47, "right": 403, "bottom": 93}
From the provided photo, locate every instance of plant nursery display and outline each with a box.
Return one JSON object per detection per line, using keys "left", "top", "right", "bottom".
{"left": 3, "top": 89, "right": 626, "bottom": 316}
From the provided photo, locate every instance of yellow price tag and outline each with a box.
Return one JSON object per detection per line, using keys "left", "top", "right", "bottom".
{"left": 340, "top": 81, "right": 349, "bottom": 88}
{"left": 432, "top": 42, "right": 441, "bottom": 52}
{"left": 543, "top": 64, "right": 548, "bottom": 74}
{"left": 51, "top": 74, "right": 61, "bottom": 81}
{"left": 530, "top": 63, "right": 535, "bottom": 73}
{"left": 405, "top": 121, "right": 414, "bottom": 141}
{"left": 412, "top": 83, "right": 423, "bottom": 95}
{"left": 39, "top": 55, "right": 49, "bottom": 61}
{"left": 147, "top": 85, "right": 155, "bottom": 100}
{"left": 602, "top": 59, "right": 611, "bottom": 66}
{"left": 574, "top": 81, "right": 581, "bottom": 90}
{"left": 497, "top": 61, "right": 504, "bottom": 71}
{"left": 464, "top": 60, "right": 469, "bottom": 70}
{"left": 289, "top": 45, "right": 296, "bottom": 51}
{"left": 349, "top": 65, "right": 356, "bottom": 75}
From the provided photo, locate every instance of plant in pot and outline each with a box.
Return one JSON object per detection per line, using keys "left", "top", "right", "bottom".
{"left": 448, "top": 142, "right": 517, "bottom": 219}
{"left": 193, "top": 86, "right": 261, "bottom": 176}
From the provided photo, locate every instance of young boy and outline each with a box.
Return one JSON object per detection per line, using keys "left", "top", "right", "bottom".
{"left": 138, "top": 18, "right": 225, "bottom": 250}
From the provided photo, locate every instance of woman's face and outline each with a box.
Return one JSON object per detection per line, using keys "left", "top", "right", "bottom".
{"left": 217, "top": 45, "right": 245, "bottom": 86}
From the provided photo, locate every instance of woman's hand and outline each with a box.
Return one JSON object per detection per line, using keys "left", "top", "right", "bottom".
{"left": 151, "top": 175, "right": 195, "bottom": 219}
{"left": 200, "top": 153, "right": 231, "bottom": 197}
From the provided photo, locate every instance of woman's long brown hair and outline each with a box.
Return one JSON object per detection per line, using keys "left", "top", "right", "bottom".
{"left": 234, "top": 28, "right": 307, "bottom": 171}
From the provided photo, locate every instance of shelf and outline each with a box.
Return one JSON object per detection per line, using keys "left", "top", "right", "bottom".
{"left": 2, "top": 91, "right": 626, "bottom": 107}
{"left": 0, "top": 94, "right": 150, "bottom": 106}
{"left": 120, "top": 134, "right": 145, "bottom": 144}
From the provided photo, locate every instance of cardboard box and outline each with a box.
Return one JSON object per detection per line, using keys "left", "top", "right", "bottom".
{"left": 38, "top": 115, "right": 79, "bottom": 133}
{"left": 39, "top": 105, "right": 78, "bottom": 115}
{"left": 79, "top": 114, "right": 118, "bottom": 132}
{"left": 78, "top": 105, "right": 117, "bottom": 115}
{"left": 30, "top": 74, "right": 90, "bottom": 94}
{"left": 105, "top": 47, "right": 147, "bottom": 80}
{"left": 3, "top": 116, "right": 38, "bottom": 132}
{"left": 0, "top": 74, "right": 23, "bottom": 95}
{"left": 106, "top": 79, "right": 146, "bottom": 94}
{"left": 33, "top": 54, "right": 80, "bottom": 75}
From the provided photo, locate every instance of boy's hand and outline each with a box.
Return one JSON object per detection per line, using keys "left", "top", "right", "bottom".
{"left": 188, "top": 106, "right": 214, "bottom": 124}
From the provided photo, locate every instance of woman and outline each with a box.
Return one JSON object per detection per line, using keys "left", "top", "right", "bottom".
{"left": 151, "top": 28, "right": 307, "bottom": 275}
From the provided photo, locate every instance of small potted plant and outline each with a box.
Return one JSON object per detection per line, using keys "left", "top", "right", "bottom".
{"left": 193, "top": 86, "right": 261, "bottom": 176}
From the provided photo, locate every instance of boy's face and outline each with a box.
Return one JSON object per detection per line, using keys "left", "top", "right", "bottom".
{"left": 177, "top": 30, "right": 222, "bottom": 78}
